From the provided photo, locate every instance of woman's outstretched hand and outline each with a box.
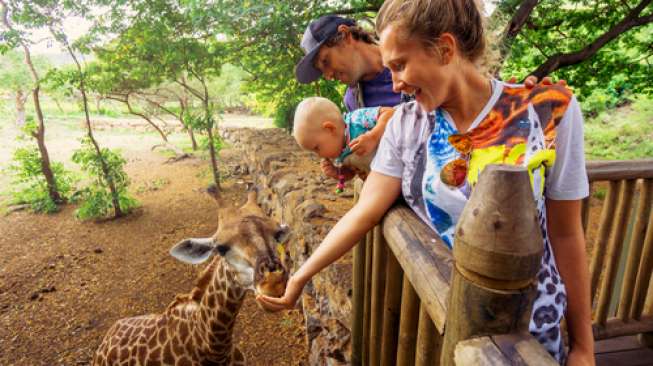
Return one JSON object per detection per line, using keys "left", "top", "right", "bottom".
{"left": 256, "top": 275, "right": 306, "bottom": 312}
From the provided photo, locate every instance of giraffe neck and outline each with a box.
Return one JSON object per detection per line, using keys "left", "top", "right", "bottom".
{"left": 194, "top": 258, "right": 247, "bottom": 364}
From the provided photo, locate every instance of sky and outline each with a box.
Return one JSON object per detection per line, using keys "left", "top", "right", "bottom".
{"left": 29, "top": 1, "right": 498, "bottom": 55}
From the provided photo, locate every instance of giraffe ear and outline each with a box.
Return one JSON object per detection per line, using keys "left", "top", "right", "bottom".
{"left": 170, "top": 238, "right": 216, "bottom": 264}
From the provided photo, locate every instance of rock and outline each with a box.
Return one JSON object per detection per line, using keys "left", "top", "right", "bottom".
{"left": 93, "top": 248, "right": 103, "bottom": 254}
{"left": 224, "top": 128, "right": 354, "bottom": 366}
{"left": 297, "top": 200, "right": 325, "bottom": 220}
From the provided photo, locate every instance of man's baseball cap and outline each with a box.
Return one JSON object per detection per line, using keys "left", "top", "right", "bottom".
{"left": 295, "top": 15, "right": 356, "bottom": 84}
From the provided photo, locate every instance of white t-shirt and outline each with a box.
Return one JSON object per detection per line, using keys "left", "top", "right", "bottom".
{"left": 370, "top": 80, "right": 589, "bottom": 362}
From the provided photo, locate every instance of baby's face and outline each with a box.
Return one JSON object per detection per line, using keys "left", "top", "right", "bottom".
{"left": 299, "top": 127, "right": 344, "bottom": 160}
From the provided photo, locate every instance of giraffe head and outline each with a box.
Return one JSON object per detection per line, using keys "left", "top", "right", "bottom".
{"left": 170, "top": 184, "right": 289, "bottom": 298}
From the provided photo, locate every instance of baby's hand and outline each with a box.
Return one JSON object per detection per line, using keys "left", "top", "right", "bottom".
{"left": 320, "top": 159, "right": 356, "bottom": 181}
{"left": 349, "top": 132, "right": 378, "bottom": 156}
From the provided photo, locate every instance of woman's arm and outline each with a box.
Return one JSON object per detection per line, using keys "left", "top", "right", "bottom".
{"left": 257, "top": 172, "right": 402, "bottom": 311}
{"left": 546, "top": 198, "right": 595, "bottom": 365}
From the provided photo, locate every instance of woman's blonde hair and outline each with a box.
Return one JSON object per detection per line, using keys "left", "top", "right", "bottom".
{"left": 376, "top": 0, "right": 486, "bottom": 62}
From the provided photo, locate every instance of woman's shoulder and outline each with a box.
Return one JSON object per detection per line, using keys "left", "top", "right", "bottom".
{"left": 381, "top": 101, "right": 430, "bottom": 144}
{"left": 499, "top": 81, "right": 574, "bottom": 107}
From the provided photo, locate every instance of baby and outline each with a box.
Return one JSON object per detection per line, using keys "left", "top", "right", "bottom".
{"left": 292, "top": 97, "right": 394, "bottom": 183}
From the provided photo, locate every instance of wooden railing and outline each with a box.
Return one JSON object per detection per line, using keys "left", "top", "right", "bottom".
{"left": 350, "top": 159, "right": 653, "bottom": 365}
{"left": 584, "top": 160, "right": 653, "bottom": 340}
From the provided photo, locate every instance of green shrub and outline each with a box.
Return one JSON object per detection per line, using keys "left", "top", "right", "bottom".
{"left": 6, "top": 146, "right": 76, "bottom": 213}
{"left": 72, "top": 137, "right": 139, "bottom": 219}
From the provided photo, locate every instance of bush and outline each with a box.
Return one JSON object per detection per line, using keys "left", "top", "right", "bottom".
{"left": 72, "top": 137, "right": 139, "bottom": 219}
{"left": 6, "top": 146, "right": 76, "bottom": 213}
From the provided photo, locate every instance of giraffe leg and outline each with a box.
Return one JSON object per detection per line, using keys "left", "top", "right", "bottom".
{"left": 231, "top": 347, "right": 246, "bottom": 366}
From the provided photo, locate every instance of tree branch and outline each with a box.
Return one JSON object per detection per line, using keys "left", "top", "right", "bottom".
{"left": 498, "top": 0, "right": 540, "bottom": 63}
{"left": 329, "top": 5, "right": 381, "bottom": 16}
{"left": 530, "top": 0, "right": 653, "bottom": 78}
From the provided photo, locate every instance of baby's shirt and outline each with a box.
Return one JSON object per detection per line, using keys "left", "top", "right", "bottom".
{"left": 334, "top": 107, "right": 381, "bottom": 173}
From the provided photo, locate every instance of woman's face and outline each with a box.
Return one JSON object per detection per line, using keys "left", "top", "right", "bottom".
{"left": 379, "top": 25, "right": 453, "bottom": 112}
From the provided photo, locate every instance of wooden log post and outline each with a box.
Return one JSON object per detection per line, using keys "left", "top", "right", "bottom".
{"left": 441, "top": 165, "right": 544, "bottom": 366}
{"left": 352, "top": 179, "right": 366, "bottom": 366}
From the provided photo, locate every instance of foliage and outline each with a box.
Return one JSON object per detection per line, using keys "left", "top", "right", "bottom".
{"left": 584, "top": 95, "right": 653, "bottom": 160}
{"left": 0, "top": 50, "right": 51, "bottom": 93}
{"left": 71, "top": 137, "right": 138, "bottom": 219}
{"left": 189, "top": 0, "right": 378, "bottom": 129}
{"left": 5, "top": 121, "right": 76, "bottom": 213}
{"left": 496, "top": 0, "right": 653, "bottom": 99}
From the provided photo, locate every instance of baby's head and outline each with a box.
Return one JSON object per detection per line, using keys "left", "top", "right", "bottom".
{"left": 293, "top": 97, "right": 346, "bottom": 159}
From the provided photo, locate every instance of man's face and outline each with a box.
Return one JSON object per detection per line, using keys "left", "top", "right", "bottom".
{"left": 314, "top": 39, "right": 364, "bottom": 86}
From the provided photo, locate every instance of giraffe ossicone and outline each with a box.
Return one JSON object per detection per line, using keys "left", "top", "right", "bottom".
{"left": 93, "top": 185, "right": 291, "bottom": 366}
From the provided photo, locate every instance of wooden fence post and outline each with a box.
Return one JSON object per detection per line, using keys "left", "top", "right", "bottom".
{"left": 440, "top": 165, "right": 544, "bottom": 366}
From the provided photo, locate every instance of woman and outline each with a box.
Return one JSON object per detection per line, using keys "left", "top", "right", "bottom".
{"left": 259, "top": 0, "right": 594, "bottom": 364}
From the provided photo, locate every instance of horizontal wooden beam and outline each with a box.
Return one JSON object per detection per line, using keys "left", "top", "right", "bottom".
{"left": 382, "top": 205, "right": 453, "bottom": 334}
{"left": 593, "top": 316, "right": 653, "bottom": 340}
{"left": 454, "top": 333, "right": 557, "bottom": 365}
{"left": 586, "top": 160, "right": 653, "bottom": 182}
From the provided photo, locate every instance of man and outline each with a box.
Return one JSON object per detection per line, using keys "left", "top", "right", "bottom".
{"left": 295, "top": 15, "right": 402, "bottom": 112}
{"left": 295, "top": 15, "right": 558, "bottom": 112}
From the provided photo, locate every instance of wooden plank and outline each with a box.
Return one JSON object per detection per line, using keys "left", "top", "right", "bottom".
{"left": 593, "top": 316, "right": 653, "bottom": 340}
{"left": 631, "top": 207, "right": 653, "bottom": 320}
{"left": 362, "top": 231, "right": 373, "bottom": 364}
{"left": 595, "top": 347, "right": 653, "bottom": 366}
{"left": 582, "top": 182, "right": 593, "bottom": 235}
{"left": 396, "top": 275, "right": 420, "bottom": 366}
{"left": 594, "top": 335, "right": 643, "bottom": 354}
{"left": 620, "top": 179, "right": 653, "bottom": 320}
{"left": 351, "top": 225, "right": 367, "bottom": 365}
{"left": 586, "top": 160, "right": 653, "bottom": 182}
{"left": 383, "top": 206, "right": 453, "bottom": 333}
{"left": 351, "top": 179, "right": 364, "bottom": 366}
{"left": 590, "top": 180, "right": 619, "bottom": 300}
{"left": 369, "top": 226, "right": 387, "bottom": 366}
{"left": 380, "top": 252, "right": 403, "bottom": 366}
{"left": 596, "top": 179, "right": 636, "bottom": 324}
{"left": 415, "top": 305, "right": 441, "bottom": 366}
{"left": 491, "top": 333, "right": 558, "bottom": 365}
{"left": 454, "top": 337, "right": 511, "bottom": 366}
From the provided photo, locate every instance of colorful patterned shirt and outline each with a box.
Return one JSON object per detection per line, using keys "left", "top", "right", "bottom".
{"left": 371, "top": 79, "right": 589, "bottom": 362}
{"left": 334, "top": 106, "right": 380, "bottom": 166}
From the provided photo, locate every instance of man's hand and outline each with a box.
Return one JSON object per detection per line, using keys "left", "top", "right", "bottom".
{"left": 509, "top": 75, "right": 567, "bottom": 88}
{"left": 349, "top": 132, "right": 379, "bottom": 156}
{"left": 321, "top": 159, "right": 355, "bottom": 181}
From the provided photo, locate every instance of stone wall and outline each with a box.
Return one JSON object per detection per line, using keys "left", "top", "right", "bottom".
{"left": 223, "top": 128, "right": 355, "bottom": 365}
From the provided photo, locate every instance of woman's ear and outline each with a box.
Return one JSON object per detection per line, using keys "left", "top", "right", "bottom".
{"left": 436, "top": 33, "right": 457, "bottom": 65}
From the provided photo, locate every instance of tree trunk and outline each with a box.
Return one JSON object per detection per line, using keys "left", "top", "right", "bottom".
{"left": 52, "top": 97, "right": 64, "bottom": 113}
{"left": 1, "top": 1, "right": 62, "bottom": 204}
{"left": 188, "top": 126, "right": 198, "bottom": 151}
{"left": 32, "top": 86, "right": 62, "bottom": 203}
{"left": 201, "top": 79, "right": 220, "bottom": 188}
{"left": 61, "top": 35, "right": 124, "bottom": 218}
{"left": 15, "top": 89, "right": 27, "bottom": 127}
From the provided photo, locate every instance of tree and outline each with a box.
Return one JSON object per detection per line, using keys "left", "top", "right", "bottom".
{"left": 93, "top": 0, "right": 229, "bottom": 188}
{"left": 0, "top": 51, "right": 50, "bottom": 126}
{"left": 493, "top": 0, "right": 653, "bottom": 97}
{"left": 0, "top": 0, "right": 63, "bottom": 204}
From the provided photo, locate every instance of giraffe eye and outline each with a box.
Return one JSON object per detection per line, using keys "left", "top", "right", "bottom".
{"left": 215, "top": 245, "right": 230, "bottom": 256}
{"left": 274, "top": 225, "right": 290, "bottom": 243}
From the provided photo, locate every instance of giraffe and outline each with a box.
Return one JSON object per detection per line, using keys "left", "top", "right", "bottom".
{"left": 93, "top": 185, "right": 290, "bottom": 366}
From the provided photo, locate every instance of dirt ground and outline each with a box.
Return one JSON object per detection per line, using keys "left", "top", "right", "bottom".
{"left": 0, "top": 116, "right": 307, "bottom": 366}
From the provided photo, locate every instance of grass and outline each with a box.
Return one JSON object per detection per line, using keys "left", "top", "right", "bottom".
{"left": 584, "top": 95, "right": 653, "bottom": 160}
